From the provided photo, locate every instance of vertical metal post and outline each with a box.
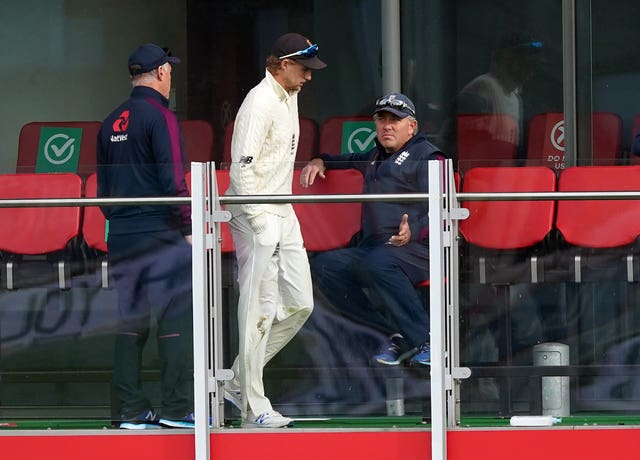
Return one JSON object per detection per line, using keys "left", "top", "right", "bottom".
{"left": 562, "top": 0, "right": 577, "bottom": 167}
{"left": 444, "top": 161, "right": 462, "bottom": 428}
{"left": 381, "top": 0, "right": 401, "bottom": 93}
{"left": 429, "top": 159, "right": 447, "bottom": 460}
{"left": 192, "top": 162, "right": 211, "bottom": 460}
{"left": 211, "top": 166, "right": 231, "bottom": 427}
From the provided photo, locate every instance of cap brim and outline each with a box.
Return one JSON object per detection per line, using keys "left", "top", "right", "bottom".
{"left": 295, "top": 56, "right": 327, "bottom": 70}
{"left": 373, "top": 107, "right": 410, "bottom": 118}
{"left": 167, "top": 56, "right": 181, "bottom": 65}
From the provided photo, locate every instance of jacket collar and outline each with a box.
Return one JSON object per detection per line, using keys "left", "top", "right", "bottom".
{"left": 130, "top": 85, "right": 170, "bottom": 107}
{"left": 265, "top": 69, "right": 297, "bottom": 103}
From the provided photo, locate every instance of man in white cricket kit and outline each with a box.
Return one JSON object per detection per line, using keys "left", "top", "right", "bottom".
{"left": 223, "top": 32, "right": 327, "bottom": 428}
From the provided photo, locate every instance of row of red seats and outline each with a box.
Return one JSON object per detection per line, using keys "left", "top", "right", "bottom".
{"left": 3, "top": 165, "right": 638, "bottom": 290}
{"left": 17, "top": 120, "right": 215, "bottom": 176}
{"left": 17, "top": 112, "right": 640, "bottom": 177}
{"left": 460, "top": 165, "right": 640, "bottom": 284}
{"left": 456, "top": 112, "right": 633, "bottom": 172}
{"left": 15, "top": 117, "right": 365, "bottom": 176}
{"left": 0, "top": 169, "right": 364, "bottom": 290}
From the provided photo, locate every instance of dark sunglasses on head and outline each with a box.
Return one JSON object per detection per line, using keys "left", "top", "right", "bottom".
{"left": 279, "top": 43, "right": 319, "bottom": 60}
{"left": 375, "top": 96, "right": 415, "bottom": 116}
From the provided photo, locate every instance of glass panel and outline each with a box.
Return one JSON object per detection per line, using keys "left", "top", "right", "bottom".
{"left": 402, "top": 0, "right": 563, "bottom": 172}
{"left": 571, "top": 0, "right": 640, "bottom": 413}
{"left": 401, "top": 0, "right": 569, "bottom": 420}
{"left": 221, "top": 158, "right": 433, "bottom": 423}
{"left": 0, "top": 166, "right": 194, "bottom": 428}
{"left": 590, "top": 0, "right": 640, "bottom": 165}
{"left": 4, "top": 0, "right": 639, "bottom": 432}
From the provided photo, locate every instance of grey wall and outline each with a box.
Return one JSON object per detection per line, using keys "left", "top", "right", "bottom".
{"left": 0, "top": 0, "right": 187, "bottom": 172}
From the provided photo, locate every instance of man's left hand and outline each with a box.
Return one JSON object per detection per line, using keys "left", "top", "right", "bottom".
{"left": 387, "top": 213, "right": 411, "bottom": 246}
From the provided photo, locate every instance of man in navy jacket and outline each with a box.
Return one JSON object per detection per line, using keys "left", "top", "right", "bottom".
{"left": 97, "top": 43, "right": 193, "bottom": 429}
{"left": 300, "top": 93, "right": 443, "bottom": 366}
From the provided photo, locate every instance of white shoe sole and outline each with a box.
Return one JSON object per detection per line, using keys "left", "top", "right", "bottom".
{"left": 243, "top": 413, "right": 294, "bottom": 429}
{"left": 159, "top": 419, "right": 195, "bottom": 429}
{"left": 243, "top": 419, "right": 293, "bottom": 428}
{"left": 119, "top": 422, "right": 161, "bottom": 430}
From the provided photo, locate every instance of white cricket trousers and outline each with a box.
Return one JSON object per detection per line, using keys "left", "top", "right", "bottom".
{"left": 228, "top": 211, "right": 314, "bottom": 418}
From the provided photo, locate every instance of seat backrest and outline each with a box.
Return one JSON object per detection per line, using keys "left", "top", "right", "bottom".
{"left": 82, "top": 173, "right": 108, "bottom": 253}
{"left": 222, "top": 117, "right": 319, "bottom": 166}
{"left": 292, "top": 168, "right": 364, "bottom": 251}
{"left": 629, "top": 114, "right": 640, "bottom": 164}
{"left": 459, "top": 166, "right": 557, "bottom": 249}
{"left": 296, "top": 117, "right": 319, "bottom": 162}
{"left": 527, "top": 112, "right": 622, "bottom": 169}
{"left": 221, "top": 121, "right": 234, "bottom": 167}
{"left": 17, "top": 121, "right": 102, "bottom": 177}
{"left": 318, "top": 116, "right": 375, "bottom": 154}
{"left": 0, "top": 173, "right": 82, "bottom": 254}
{"left": 592, "top": 112, "right": 623, "bottom": 162}
{"left": 179, "top": 120, "right": 215, "bottom": 166}
{"left": 186, "top": 170, "right": 235, "bottom": 252}
{"left": 632, "top": 114, "right": 640, "bottom": 142}
{"left": 456, "top": 113, "right": 518, "bottom": 172}
{"left": 556, "top": 165, "right": 640, "bottom": 248}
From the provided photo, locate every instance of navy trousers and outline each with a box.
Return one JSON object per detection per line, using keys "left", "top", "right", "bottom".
{"left": 310, "top": 242, "right": 429, "bottom": 348}
{"left": 108, "top": 230, "right": 193, "bottom": 420}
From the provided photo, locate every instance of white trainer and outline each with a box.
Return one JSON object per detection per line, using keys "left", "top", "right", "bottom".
{"left": 243, "top": 410, "right": 294, "bottom": 428}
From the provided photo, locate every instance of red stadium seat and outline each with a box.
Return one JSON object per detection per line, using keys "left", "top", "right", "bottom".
{"left": 318, "top": 116, "right": 374, "bottom": 154}
{"left": 0, "top": 173, "right": 83, "bottom": 289}
{"left": 83, "top": 173, "right": 107, "bottom": 254}
{"left": 459, "top": 166, "right": 556, "bottom": 282}
{"left": 629, "top": 114, "right": 640, "bottom": 165}
{"left": 556, "top": 165, "right": 640, "bottom": 282}
{"left": 291, "top": 168, "right": 363, "bottom": 251}
{"left": 456, "top": 114, "right": 518, "bottom": 172}
{"left": 81, "top": 173, "right": 110, "bottom": 287}
{"left": 17, "top": 121, "right": 101, "bottom": 177}
{"left": 297, "top": 117, "right": 320, "bottom": 161}
{"left": 222, "top": 117, "right": 319, "bottom": 166}
{"left": 458, "top": 166, "right": 556, "bottom": 389}
{"left": 179, "top": 120, "right": 215, "bottom": 166}
{"left": 526, "top": 112, "right": 622, "bottom": 169}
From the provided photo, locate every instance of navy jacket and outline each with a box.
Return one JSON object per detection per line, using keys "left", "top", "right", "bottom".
{"left": 97, "top": 86, "right": 191, "bottom": 236}
{"left": 317, "top": 132, "right": 442, "bottom": 246}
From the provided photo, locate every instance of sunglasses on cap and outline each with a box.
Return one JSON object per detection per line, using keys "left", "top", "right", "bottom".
{"left": 375, "top": 96, "right": 416, "bottom": 116}
{"left": 279, "top": 43, "right": 319, "bottom": 60}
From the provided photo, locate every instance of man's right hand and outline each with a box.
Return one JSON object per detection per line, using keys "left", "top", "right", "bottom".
{"left": 300, "top": 158, "right": 326, "bottom": 187}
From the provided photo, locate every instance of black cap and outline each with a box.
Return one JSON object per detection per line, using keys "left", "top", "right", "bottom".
{"left": 128, "top": 43, "right": 181, "bottom": 76}
{"left": 271, "top": 33, "right": 327, "bottom": 70}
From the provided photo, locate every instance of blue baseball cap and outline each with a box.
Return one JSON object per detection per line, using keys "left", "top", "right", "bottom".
{"left": 128, "top": 43, "right": 181, "bottom": 76}
{"left": 373, "top": 92, "right": 416, "bottom": 118}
